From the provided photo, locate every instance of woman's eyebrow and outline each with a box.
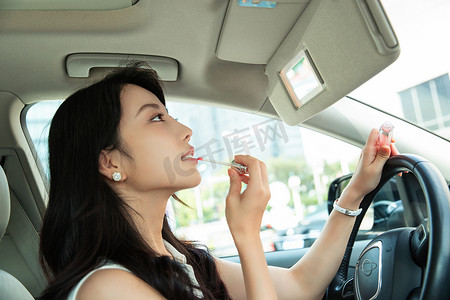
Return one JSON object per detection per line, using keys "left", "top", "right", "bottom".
{"left": 135, "top": 103, "right": 162, "bottom": 117}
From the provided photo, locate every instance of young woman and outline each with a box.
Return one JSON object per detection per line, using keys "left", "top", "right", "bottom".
{"left": 39, "top": 63, "right": 398, "bottom": 300}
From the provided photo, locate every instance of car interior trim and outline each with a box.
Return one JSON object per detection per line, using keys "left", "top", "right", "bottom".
{"left": 0, "top": 0, "right": 136, "bottom": 11}
{"left": 66, "top": 53, "right": 179, "bottom": 80}
{"left": 354, "top": 240, "right": 382, "bottom": 300}
{"left": 356, "top": 0, "right": 399, "bottom": 54}
{"left": 216, "top": 0, "right": 309, "bottom": 64}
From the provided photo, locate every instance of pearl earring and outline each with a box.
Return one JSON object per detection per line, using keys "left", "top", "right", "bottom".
{"left": 112, "top": 172, "right": 122, "bottom": 182}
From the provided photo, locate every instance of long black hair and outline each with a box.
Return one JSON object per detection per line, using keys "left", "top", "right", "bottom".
{"left": 39, "top": 63, "right": 231, "bottom": 299}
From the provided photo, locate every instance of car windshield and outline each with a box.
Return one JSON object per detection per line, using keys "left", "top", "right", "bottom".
{"left": 349, "top": 0, "right": 450, "bottom": 140}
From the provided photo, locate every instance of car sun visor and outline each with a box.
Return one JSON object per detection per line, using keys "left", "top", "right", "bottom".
{"left": 266, "top": 0, "right": 400, "bottom": 125}
{"left": 65, "top": 53, "right": 178, "bottom": 81}
{"left": 216, "top": 0, "right": 311, "bottom": 64}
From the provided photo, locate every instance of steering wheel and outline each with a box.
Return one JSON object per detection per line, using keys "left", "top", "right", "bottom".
{"left": 326, "top": 154, "right": 450, "bottom": 299}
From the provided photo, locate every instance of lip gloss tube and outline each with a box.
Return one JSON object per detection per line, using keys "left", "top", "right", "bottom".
{"left": 197, "top": 157, "right": 248, "bottom": 174}
{"left": 379, "top": 121, "right": 394, "bottom": 147}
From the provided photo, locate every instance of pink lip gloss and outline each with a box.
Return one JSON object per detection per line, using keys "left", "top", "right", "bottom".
{"left": 197, "top": 157, "right": 248, "bottom": 174}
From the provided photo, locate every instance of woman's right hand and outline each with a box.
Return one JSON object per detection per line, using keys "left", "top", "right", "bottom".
{"left": 224, "top": 155, "right": 278, "bottom": 300}
{"left": 225, "top": 155, "right": 270, "bottom": 245}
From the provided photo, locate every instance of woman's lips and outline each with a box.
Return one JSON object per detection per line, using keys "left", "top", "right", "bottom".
{"left": 181, "top": 154, "right": 197, "bottom": 161}
{"left": 181, "top": 154, "right": 192, "bottom": 160}
{"left": 181, "top": 147, "right": 196, "bottom": 161}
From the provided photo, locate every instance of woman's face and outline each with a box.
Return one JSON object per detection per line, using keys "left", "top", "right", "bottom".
{"left": 116, "top": 84, "right": 201, "bottom": 195}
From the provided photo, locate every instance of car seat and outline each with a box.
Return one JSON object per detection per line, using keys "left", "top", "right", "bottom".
{"left": 0, "top": 165, "right": 34, "bottom": 299}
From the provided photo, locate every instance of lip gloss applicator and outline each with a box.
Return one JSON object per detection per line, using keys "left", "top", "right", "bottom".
{"left": 197, "top": 157, "right": 248, "bottom": 174}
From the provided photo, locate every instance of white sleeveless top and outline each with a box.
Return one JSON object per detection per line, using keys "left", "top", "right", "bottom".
{"left": 67, "top": 240, "right": 203, "bottom": 299}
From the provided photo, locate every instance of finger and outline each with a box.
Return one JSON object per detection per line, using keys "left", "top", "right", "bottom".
{"left": 361, "top": 129, "right": 379, "bottom": 164}
{"left": 233, "top": 155, "right": 262, "bottom": 184}
{"left": 226, "top": 168, "right": 242, "bottom": 204}
{"left": 374, "top": 144, "right": 391, "bottom": 165}
{"left": 260, "top": 161, "right": 269, "bottom": 188}
{"left": 367, "top": 128, "right": 380, "bottom": 147}
{"left": 239, "top": 173, "right": 249, "bottom": 185}
{"left": 390, "top": 142, "right": 400, "bottom": 156}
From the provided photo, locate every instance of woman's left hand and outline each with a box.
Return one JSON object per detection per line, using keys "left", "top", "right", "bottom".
{"left": 343, "top": 128, "right": 399, "bottom": 206}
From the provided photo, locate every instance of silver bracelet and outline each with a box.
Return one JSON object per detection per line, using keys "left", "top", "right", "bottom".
{"left": 333, "top": 199, "right": 362, "bottom": 217}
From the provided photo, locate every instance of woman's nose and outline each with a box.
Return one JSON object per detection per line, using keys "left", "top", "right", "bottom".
{"left": 182, "top": 125, "right": 192, "bottom": 143}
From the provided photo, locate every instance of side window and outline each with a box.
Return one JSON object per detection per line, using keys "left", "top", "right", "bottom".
{"left": 23, "top": 100, "right": 63, "bottom": 177}
{"left": 24, "top": 100, "right": 362, "bottom": 257}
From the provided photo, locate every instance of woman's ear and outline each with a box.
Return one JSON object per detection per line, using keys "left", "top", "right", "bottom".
{"left": 98, "top": 149, "right": 127, "bottom": 182}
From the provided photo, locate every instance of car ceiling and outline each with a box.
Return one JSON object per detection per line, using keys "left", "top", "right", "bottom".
{"left": 0, "top": 0, "right": 292, "bottom": 110}
{"left": 0, "top": 0, "right": 397, "bottom": 116}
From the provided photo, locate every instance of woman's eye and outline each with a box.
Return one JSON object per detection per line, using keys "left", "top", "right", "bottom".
{"left": 149, "top": 113, "right": 165, "bottom": 122}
